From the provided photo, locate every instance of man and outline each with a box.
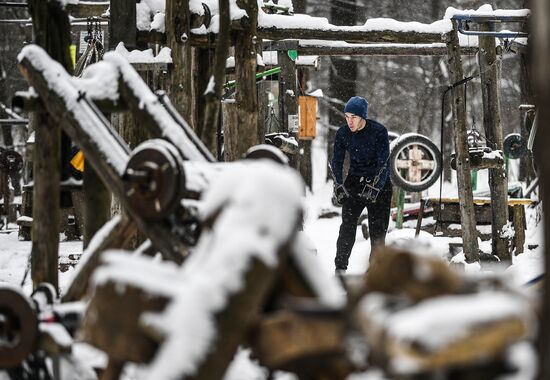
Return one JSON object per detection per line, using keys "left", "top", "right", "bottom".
{"left": 332, "top": 96, "right": 393, "bottom": 274}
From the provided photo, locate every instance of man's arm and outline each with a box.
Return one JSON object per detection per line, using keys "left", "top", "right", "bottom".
{"left": 331, "top": 129, "right": 346, "bottom": 184}
{"left": 374, "top": 128, "right": 390, "bottom": 188}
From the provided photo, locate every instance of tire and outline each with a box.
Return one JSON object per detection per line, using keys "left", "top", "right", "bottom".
{"left": 389, "top": 133, "right": 442, "bottom": 192}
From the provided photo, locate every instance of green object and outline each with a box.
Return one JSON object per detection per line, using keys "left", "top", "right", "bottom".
{"left": 288, "top": 49, "right": 298, "bottom": 61}
{"left": 395, "top": 187, "right": 405, "bottom": 229}
{"left": 471, "top": 170, "right": 478, "bottom": 191}
{"left": 224, "top": 66, "right": 282, "bottom": 89}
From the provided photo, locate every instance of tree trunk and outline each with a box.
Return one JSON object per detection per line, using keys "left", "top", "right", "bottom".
{"left": 166, "top": 0, "right": 195, "bottom": 127}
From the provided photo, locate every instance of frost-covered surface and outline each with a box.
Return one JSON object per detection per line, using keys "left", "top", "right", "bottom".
{"left": 17, "top": 45, "right": 129, "bottom": 176}
{"left": 142, "top": 161, "right": 304, "bottom": 379}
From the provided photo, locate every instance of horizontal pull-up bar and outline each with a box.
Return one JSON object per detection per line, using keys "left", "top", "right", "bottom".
{"left": 452, "top": 14, "right": 529, "bottom": 38}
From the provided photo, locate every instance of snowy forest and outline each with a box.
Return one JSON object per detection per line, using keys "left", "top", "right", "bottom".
{"left": 1, "top": 0, "right": 549, "bottom": 380}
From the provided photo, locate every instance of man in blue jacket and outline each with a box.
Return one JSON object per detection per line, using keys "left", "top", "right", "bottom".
{"left": 332, "top": 96, "right": 393, "bottom": 273}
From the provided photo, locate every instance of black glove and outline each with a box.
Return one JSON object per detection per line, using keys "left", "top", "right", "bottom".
{"left": 332, "top": 183, "right": 348, "bottom": 207}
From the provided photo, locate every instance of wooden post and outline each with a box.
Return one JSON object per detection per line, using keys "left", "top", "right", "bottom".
{"left": 28, "top": 0, "right": 73, "bottom": 290}
{"left": 108, "top": 0, "right": 136, "bottom": 50}
{"left": 478, "top": 23, "right": 510, "bottom": 261}
{"left": 395, "top": 186, "right": 405, "bottom": 229}
{"left": 278, "top": 50, "right": 298, "bottom": 133}
{"left": 231, "top": 0, "right": 260, "bottom": 157}
{"left": 202, "top": 0, "right": 230, "bottom": 155}
{"left": 512, "top": 205, "right": 525, "bottom": 255}
{"left": 446, "top": 24, "right": 479, "bottom": 262}
{"left": 165, "top": 0, "right": 195, "bottom": 127}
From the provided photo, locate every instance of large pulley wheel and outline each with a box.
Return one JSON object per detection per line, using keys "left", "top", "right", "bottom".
{"left": 0, "top": 284, "right": 38, "bottom": 368}
{"left": 390, "top": 134, "right": 442, "bottom": 192}
{"left": 0, "top": 149, "right": 23, "bottom": 174}
{"left": 503, "top": 133, "right": 528, "bottom": 159}
{"left": 124, "top": 139, "right": 186, "bottom": 220}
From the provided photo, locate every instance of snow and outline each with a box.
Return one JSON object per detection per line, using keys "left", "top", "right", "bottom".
{"left": 114, "top": 42, "right": 172, "bottom": 64}
{"left": 444, "top": 4, "right": 531, "bottom": 19}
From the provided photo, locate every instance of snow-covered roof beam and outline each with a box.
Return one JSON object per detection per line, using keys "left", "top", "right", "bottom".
{"left": 66, "top": 1, "right": 109, "bottom": 18}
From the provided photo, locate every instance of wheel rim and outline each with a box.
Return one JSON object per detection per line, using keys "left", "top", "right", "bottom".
{"left": 392, "top": 141, "right": 440, "bottom": 189}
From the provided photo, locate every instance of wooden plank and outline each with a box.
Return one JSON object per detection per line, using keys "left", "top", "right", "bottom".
{"left": 66, "top": 1, "right": 109, "bottom": 18}
{"left": 446, "top": 21, "right": 479, "bottom": 262}
{"left": 478, "top": 23, "right": 510, "bottom": 261}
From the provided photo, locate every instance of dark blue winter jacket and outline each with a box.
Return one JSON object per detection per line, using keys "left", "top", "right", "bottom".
{"left": 331, "top": 118, "right": 390, "bottom": 188}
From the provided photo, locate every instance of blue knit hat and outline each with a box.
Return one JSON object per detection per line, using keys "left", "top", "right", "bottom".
{"left": 344, "top": 96, "right": 369, "bottom": 120}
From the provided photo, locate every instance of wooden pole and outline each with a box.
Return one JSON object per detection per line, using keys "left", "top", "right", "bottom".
{"left": 165, "top": 0, "right": 195, "bottom": 127}
{"left": 478, "top": 23, "right": 510, "bottom": 261}
{"left": 28, "top": 0, "right": 72, "bottom": 290}
{"left": 446, "top": 21, "right": 479, "bottom": 262}
{"left": 202, "top": 0, "right": 230, "bottom": 155}
{"left": 278, "top": 50, "right": 298, "bottom": 133}
{"left": 230, "top": 0, "right": 260, "bottom": 157}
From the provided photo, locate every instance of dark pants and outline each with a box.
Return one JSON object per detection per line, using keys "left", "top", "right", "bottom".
{"left": 335, "top": 177, "right": 393, "bottom": 270}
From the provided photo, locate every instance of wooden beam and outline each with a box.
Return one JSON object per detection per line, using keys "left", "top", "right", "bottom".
{"left": 258, "top": 28, "right": 448, "bottom": 44}
{"left": 28, "top": 0, "right": 73, "bottom": 291}
{"left": 478, "top": 23, "right": 510, "bottom": 261}
{"left": 295, "top": 43, "right": 478, "bottom": 56}
{"left": 446, "top": 21, "right": 479, "bottom": 262}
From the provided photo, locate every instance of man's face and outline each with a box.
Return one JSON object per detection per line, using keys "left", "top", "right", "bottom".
{"left": 345, "top": 113, "right": 366, "bottom": 132}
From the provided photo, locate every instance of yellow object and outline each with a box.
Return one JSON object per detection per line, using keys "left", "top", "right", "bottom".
{"left": 70, "top": 150, "right": 85, "bottom": 172}
{"left": 298, "top": 96, "right": 317, "bottom": 139}
{"left": 70, "top": 45, "right": 76, "bottom": 70}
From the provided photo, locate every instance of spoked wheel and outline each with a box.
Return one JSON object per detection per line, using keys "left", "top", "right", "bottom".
{"left": 390, "top": 134, "right": 442, "bottom": 192}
